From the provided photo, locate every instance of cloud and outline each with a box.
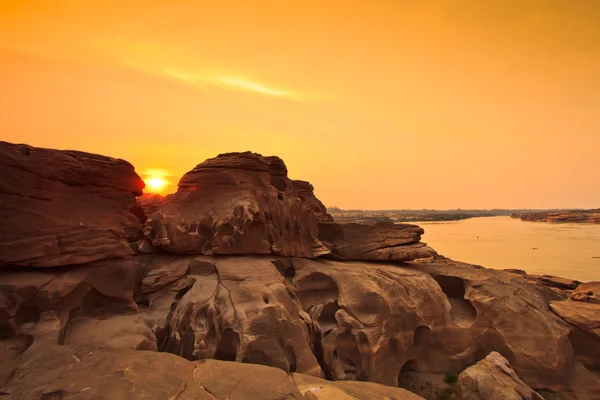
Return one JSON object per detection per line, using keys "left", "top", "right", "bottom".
{"left": 164, "top": 69, "right": 291, "bottom": 98}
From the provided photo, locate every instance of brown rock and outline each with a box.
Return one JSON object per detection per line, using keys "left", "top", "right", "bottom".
{"left": 292, "top": 180, "right": 334, "bottom": 222}
{"left": 0, "top": 340, "right": 430, "bottom": 400}
{"left": 143, "top": 256, "right": 323, "bottom": 377}
{"left": 0, "top": 258, "right": 138, "bottom": 338}
{"left": 550, "top": 300, "right": 600, "bottom": 340}
{"left": 569, "top": 282, "right": 600, "bottom": 304}
{"left": 140, "top": 257, "right": 189, "bottom": 293}
{"left": 146, "top": 152, "right": 329, "bottom": 258}
{"left": 524, "top": 274, "right": 581, "bottom": 290}
{"left": 63, "top": 314, "right": 158, "bottom": 351}
{"left": 293, "top": 372, "right": 424, "bottom": 399}
{"left": 0, "top": 141, "right": 144, "bottom": 268}
{"left": 318, "top": 222, "right": 436, "bottom": 261}
{"left": 454, "top": 352, "right": 545, "bottom": 400}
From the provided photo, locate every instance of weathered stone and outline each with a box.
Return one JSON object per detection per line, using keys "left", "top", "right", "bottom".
{"left": 0, "top": 141, "right": 144, "bottom": 268}
{"left": 454, "top": 352, "right": 544, "bottom": 400}
{"left": 146, "top": 152, "right": 329, "bottom": 258}
{"left": 318, "top": 222, "right": 436, "bottom": 261}
{"left": 569, "top": 282, "right": 600, "bottom": 304}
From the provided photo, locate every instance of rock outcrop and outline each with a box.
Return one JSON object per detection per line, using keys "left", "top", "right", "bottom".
{"left": 1, "top": 338, "right": 424, "bottom": 399}
{"left": 0, "top": 141, "right": 145, "bottom": 268}
{"left": 1, "top": 142, "right": 599, "bottom": 400}
{"left": 318, "top": 222, "right": 437, "bottom": 261}
{"left": 146, "top": 152, "right": 330, "bottom": 258}
{"left": 512, "top": 209, "right": 600, "bottom": 224}
{"left": 454, "top": 352, "right": 544, "bottom": 400}
{"left": 292, "top": 180, "right": 334, "bottom": 222}
{"left": 569, "top": 282, "right": 600, "bottom": 303}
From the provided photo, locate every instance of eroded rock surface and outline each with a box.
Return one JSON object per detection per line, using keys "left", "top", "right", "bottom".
{"left": 146, "top": 152, "right": 330, "bottom": 258}
{"left": 550, "top": 300, "right": 600, "bottom": 340}
{"left": 318, "top": 222, "right": 436, "bottom": 261}
{"left": 0, "top": 141, "right": 144, "bottom": 268}
{"left": 454, "top": 351, "right": 544, "bottom": 400}
{"left": 569, "top": 282, "right": 600, "bottom": 304}
{"left": 1, "top": 340, "right": 425, "bottom": 400}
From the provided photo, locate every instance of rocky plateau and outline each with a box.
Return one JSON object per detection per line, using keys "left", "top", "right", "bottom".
{"left": 1, "top": 140, "right": 599, "bottom": 400}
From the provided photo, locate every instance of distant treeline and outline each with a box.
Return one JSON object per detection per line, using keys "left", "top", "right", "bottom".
{"left": 327, "top": 207, "right": 566, "bottom": 216}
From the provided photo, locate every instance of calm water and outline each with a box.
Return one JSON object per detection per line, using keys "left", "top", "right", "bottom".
{"left": 414, "top": 216, "right": 600, "bottom": 282}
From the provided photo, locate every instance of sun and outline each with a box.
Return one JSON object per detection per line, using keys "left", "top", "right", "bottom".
{"left": 145, "top": 177, "right": 167, "bottom": 193}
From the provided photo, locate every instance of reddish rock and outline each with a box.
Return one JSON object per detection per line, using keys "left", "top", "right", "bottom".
{"left": 146, "top": 152, "right": 329, "bottom": 258}
{"left": 292, "top": 180, "right": 334, "bottom": 222}
{"left": 318, "top": 222, "right": 436, "bottom": 261}
{"left": 454, "top": 352, "right": 544, "bottom": 400}
{"left": 569, "top": 282, "right": 600, "bottom": 304}
{"left": 0, "top": 141, "right": 144, "bottom": 268}
{"left": 524, "top": 274, "right": 581, "bottom": 290}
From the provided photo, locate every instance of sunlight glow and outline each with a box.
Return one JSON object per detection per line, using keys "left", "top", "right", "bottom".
{"left": 146, "top": 177, "right": 166, "bottom": 192}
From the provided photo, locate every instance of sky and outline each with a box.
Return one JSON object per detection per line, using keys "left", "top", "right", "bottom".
{"left": 1, "top": 0, "right": 599, "bottom": 209}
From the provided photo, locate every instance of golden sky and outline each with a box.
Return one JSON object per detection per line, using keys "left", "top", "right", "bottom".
{"left": 1, "top": 0, "right": 599, "bottom": 209}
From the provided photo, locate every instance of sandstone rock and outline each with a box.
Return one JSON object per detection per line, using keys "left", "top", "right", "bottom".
{"left": 292, "top": 180, "right": 334, "bottom": 222}
{"left": 454, "top": 351, "right": 544, "bottom": 400}
{"left": 406, "top": 260, "right": 590, "bottom": 395}
{"left": 146, "top": 152, "right": 329, "bottom": 258}
{"left": 293, "top": 372, "right": 424, "bottom": 399}
{"left": 318, "top": 222, "right": 436, "bottom": 261}
{"left": 550, "top": 300, "right": 600, "bottom": 340}
{"left": 524, "top": 274, "right": 581, "bottom": 290}
{"left": 63, "top": 314, "right": 158, "bottom": 351}
{"left": 0, "top": 343, "right": 427, "bottom": 400}
{"left": 569, "top": 282, "right": 600, "bottom": 304}
{"left": 0, "top": 141, "right": 145, "bottom": 268}
{"left": 140, "top": 257, "right": 189, "bottom": 293}
{"left": 142, "top": 256, "right": 323, "bottom": 377}
{"left": 0, "top": 258, "right": 138, "bottom": 338}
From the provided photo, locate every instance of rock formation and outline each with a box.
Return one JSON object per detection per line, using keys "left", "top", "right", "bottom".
{"left": 454, "top": 352, "right": 544, "bottom": 400}
{"left": 145, "top": 152, "right": 330, "bottom": 258}
{"left": 512, "top": 209, "right": 600, "bottom": 224}
{"left": 0, "top": 141, "right": 144, "bottom": 268}
{"left": 1, "top": 142, "right": 600, "bottom": 400}
{"left": 318, "top": 222, "right": 436, "bottom": 261}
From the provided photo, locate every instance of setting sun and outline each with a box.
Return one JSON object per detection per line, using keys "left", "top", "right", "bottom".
{"left": 142, "top": 168, "right": 172, "bottom": 194}
{"left": 145, "top": 177, "right": 166, "bottom": 193}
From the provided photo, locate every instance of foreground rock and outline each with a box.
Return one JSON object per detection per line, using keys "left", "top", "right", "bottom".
{"left": 0, "top": 141, "right": 145, "bottom": 268}
{"left": 146, "top": 152, "right": 330, "bottom": 258}
{"left": 1, "top": 338, "right": 423, "bottom": 400}
{"left": 454, "top": 352, "right": 544, "bottom": 400}
{"left": 512, "top": 209, "right": 600, "bottom": 224}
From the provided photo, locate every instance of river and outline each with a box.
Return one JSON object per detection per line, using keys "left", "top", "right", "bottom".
{"left": 414, "top": 216, "right": 600, "bottom": 282}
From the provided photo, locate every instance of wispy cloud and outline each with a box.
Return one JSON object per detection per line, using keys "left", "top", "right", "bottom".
{"left": 164, "top": 69, "right": 291, "bottom": 98}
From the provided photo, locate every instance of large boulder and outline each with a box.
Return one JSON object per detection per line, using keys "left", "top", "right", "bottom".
{"left": 454, "top": 352, "right": 544, "bottom": 400}
{"left": 0, "top": 141, "right": 145, "bottom": 268}
{"left": 318, "top": 222, "right": 436, "bottom": 261}
{"left": 146, "top": 152, "right": 330, "bottom": 258}
{"left": 569, "top": 282, "right": 600, "bottom": 304}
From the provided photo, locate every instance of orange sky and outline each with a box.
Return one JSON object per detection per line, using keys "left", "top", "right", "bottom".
{"left": 1, "top": 0, "right": 599, "bottom": 209}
